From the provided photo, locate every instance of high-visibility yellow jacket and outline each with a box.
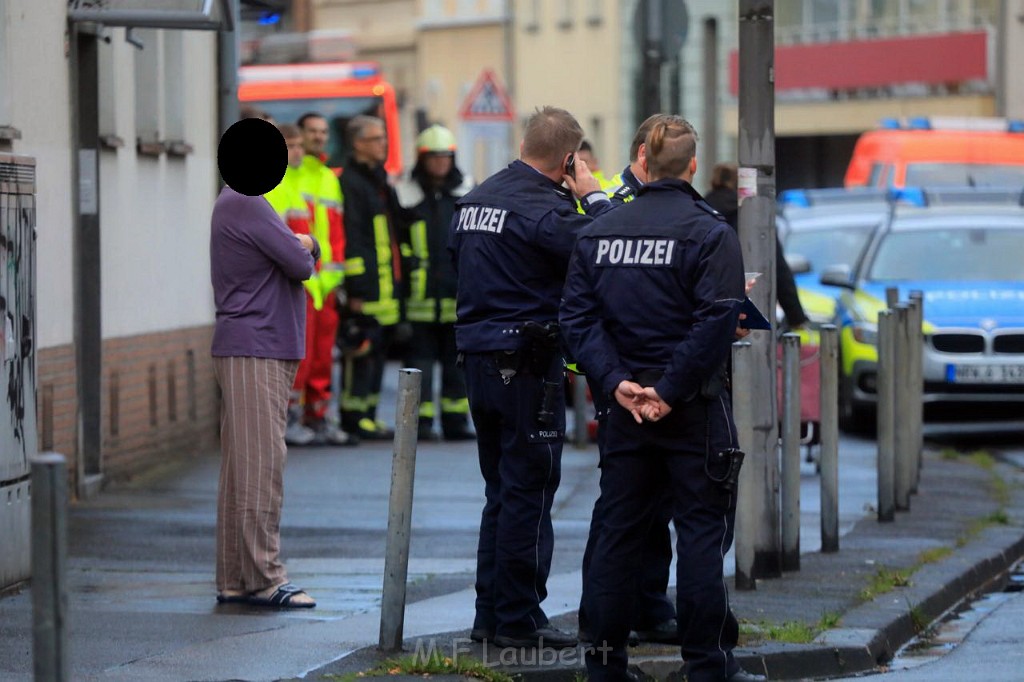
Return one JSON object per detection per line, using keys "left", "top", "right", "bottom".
{"left": 264, "top": 166, "right": 324, "bottom": 308}
{"left": 297, "top": 154, "right": 346, "bottom": 298}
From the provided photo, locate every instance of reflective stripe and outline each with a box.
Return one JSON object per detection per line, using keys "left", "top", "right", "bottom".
{"left": 439, "top": 298, "right": 457, "bottom": 324}
{"left": 408, "top": 219, "right": 428, "bottom": 306}
{"left": 346, "top": 257, "right": 366, "bottom": 276}
{"left": 441, "top": 397, "right": 469, "bottom": 414}
{"left": 418, "top": 401, "right": 436, "bottom": 419}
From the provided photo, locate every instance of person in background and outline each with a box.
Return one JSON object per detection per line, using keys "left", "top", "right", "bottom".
{"left": 339, "top": 115, "right": 410, "bottom": 441}
{"left": 211, "top": 118, "right": 319, "bottom": 609}
{"left": 396, "top": 124, "right": 475, "bottom": 442}
{"left": 704, "top": 162, "right": 809, "bottom": 329}
{"left": 450, "top": 106, "right": 612, "bottom": 650}
{"left": 293, "top": 112, "right": 353, "bottom": 445}
{"left": 577, "top": 139, "right": 613, "bottom": 191}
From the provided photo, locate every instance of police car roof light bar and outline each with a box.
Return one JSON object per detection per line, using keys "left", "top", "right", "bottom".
{"left": 893, "top": 186, "right": 1024, "bottom": 208}
{"left": 875, "top": 116, "right": 1024, "bottom": 133}
{"left": 780, "top": 187, "right": 890, "bottom": 208}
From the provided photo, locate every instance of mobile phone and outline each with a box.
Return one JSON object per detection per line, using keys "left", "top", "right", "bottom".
{"left": 564, "top": 153, "right": 576, "bottom": 179}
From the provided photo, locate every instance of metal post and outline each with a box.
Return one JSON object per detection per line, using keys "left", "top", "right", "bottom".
{"left": 573, "top": 375, "right": 589, "bottom": 449}
{"left": 732, "top": 341, "right": 758, "bottom": 590}
{"left": 819, "top": 325, "right": 839, "bottom": 553}
{"left": 909, "top": 291, "right": 924, "bottom": 491}
{"left": 379, "top": 369, "right": 422, "bottom": 652}
{"left": 32, "top": 453, "right": 69, "bottom": 682}
{"left": 894, "top": 304, "right": 912, "bottom": 511}
{"left": 885, "top": 286, "right": 898, "bottom": 309}
{"left": 737, "top": 0, "right": 781, "bottom": 579}
{"left": 876, "top": 310, "right": 896, "bottom": 522}
{"left": 702, "top": 17, "right": 719, "bottom": 172}
{"left": 781, "top": 333, "right": 801, "bottom": 571}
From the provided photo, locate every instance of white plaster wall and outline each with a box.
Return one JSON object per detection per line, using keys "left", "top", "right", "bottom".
{"left": 6, "top": 1, "right": 75, "bottom": 349}
{"left": 98, "top": 28, "right": 218, "bottom": 338}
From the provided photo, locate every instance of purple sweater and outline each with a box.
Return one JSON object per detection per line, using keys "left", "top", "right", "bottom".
{"left": 210, "top": 187, "right": 318, "bottom": 359}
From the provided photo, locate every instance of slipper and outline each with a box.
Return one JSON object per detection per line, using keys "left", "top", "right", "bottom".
{"left": 216, "top": 591, "right": 249, "bottom": 604}
{"left": 247, "top": 582, "right": 316, "bottom": 609}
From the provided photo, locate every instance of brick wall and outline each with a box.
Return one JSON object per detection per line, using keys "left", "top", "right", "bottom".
{"left": 37, "top": 325, "right": 220, "bottom": 493}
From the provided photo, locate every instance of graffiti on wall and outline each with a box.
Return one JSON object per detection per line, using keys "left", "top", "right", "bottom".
{"left": 0, "top": 158, "right": 37, "bottom": 482}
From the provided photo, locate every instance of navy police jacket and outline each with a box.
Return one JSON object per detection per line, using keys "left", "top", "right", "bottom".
{"left": 449, "top": 160, "right": 612, "bottom": 352}
{"left": 560, "top": 178, "right": 745, "bottom": 408}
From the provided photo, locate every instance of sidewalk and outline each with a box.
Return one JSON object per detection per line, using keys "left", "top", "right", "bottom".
{"left": 297, "top": 449, "right": 1024, "bottom": 682}
{"left": 0, "top": 416, "right": 1021, "bottom": 680}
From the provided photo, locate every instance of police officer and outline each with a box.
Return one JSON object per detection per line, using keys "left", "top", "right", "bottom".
{"left": 577, "top": 114, "right": 679, "bottom": 647}
{"left": 450, "top": 106, "right": 612, "bottom": 649}
{"left": 397, "top": 125, "right": 475, "bottom": 441}
{"left": 560, "top": 116, "right": 765, "bottom": 682}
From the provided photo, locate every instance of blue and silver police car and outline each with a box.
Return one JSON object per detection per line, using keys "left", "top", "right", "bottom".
{"left": 822, "top": 187, "right": 1024, "bottom": 429}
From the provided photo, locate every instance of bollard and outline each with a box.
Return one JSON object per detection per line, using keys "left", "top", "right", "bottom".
{"left": 909, "top": 291, "right": 925, "bottom": 492}
{"left": 876, "top": 310, "right": 896, "bottom": 522}
{"left": 885, "top": 286, "right": 898, "bottom": 309}
{"left": 379, "top": 368, "right": 422, "bottom": 652}
{"left": 32, "top": 453, "right": 69, "bottom": 682}
{"left": 781, "top": 333, "right": 801, "bottom": 571}
{"left": 894, "top": 304, "right": 913, "bottom": 511}
{"left": 573, "top": 374, "right": 589, "bottom": 449}
{"left": 732, "top": 341, "right": 757, "bottom": 589}
{"left": 818, "top": 325, "right": 839, "bottom": 553}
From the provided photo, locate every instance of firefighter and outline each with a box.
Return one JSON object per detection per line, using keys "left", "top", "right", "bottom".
{"left": 560, "top": 116, "right": 764, "bottom": 682}
{"left": 396, "top": 125, "right": 475, "bottom": 441}
{"left": 339, "top": 115, "right": 410, "bottom": 441}
{"left": 293, "top": 112, "right": 352, "bottom": 446}
{"left": 264, "top": 122, "right": 321, "bottom": 445}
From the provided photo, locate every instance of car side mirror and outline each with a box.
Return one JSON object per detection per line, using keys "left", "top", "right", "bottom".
{"left": 785, "top": 253, "right": 811, "bottom": 275}
{"left": 820, "top": 264, "right": 854, "bottom": 289}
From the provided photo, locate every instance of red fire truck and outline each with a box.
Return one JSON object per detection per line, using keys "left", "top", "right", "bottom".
{"left": 239, "top": 33, "right": 402, "bottom": 176}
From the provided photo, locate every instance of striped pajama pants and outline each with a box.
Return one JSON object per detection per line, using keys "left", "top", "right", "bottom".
{"left": 213, "top": 355, "right": 299, "bottom": 594}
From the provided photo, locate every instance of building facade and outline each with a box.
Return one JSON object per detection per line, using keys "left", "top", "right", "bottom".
{"left": 2, "top": 2, "right": 223, "bottom": 502}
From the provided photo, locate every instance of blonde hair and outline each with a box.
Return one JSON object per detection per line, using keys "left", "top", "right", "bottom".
{"left": 645, "top": 116, "right": 699, "bottom": 181}
{"left": 521, "top": 106, "right": 584, "bottom": 171}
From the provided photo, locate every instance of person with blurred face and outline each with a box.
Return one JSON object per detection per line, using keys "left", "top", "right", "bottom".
{"left": 293, "top": 113, "right": 352, "bottom": 446}
{"left": 338, "top": 115, "right": 409, "bottom": 441}
{"left": 396, "top": 125, "right": 475, "bottom": 442}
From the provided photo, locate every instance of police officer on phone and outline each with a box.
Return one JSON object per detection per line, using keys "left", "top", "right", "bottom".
{"left": 560, "top": 116, "right": 765, "bottom": 682}
{"left": 450, "top": 106, "right": 612, "bottom": 649}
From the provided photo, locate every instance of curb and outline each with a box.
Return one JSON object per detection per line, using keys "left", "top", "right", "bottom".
{"left": 488, "top": 525, "right": 1024, "bottom": 681}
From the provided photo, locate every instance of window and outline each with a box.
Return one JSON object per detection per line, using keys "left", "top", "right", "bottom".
{"left": 98, "top": 30, "right": 123, "bottom": 149}
{"left": 558, "top": 0, "right": 573, "bottom": 29}
{"left": 586, "top": 0, "right": 603, "bottom": 26}
{"left": 524, "top": 0, "right": 541, "bottom": 32}
{"left": 162, "top": 31, "right": 191, "bottom": 156}
{"left": 0, "top": 3, "right": 18, "bottom": 145}
{"left": 133, "top": 29, "right": 164, "bottom": 155}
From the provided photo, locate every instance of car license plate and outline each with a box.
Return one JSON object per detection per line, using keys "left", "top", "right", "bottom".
{"left": 946, "top": 364, "right": 1024, "bottom": 384}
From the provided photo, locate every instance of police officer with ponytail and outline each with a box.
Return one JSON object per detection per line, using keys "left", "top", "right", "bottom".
{"left": 560, "top": 116, "right": 765, "bottom": 682}
{"left": 450, "top": 106, "right": 611, "bottom": 650}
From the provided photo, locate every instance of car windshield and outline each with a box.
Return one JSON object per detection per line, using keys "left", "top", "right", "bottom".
{"left": 905, "top": 163, "right": 1024, "bottom": 187}
{"left": 784, "top": 226, "right": 874, "bottom": 272}
{"left": 252, "top": 96, "right": 386, "bottom": 168}
{"left": 867, "top": 226, "right": 1024, "bottom": 281}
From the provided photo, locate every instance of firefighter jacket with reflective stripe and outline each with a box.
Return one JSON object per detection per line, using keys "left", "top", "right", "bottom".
{"left": 396, "top": 164, "right": 473, "bottom": 324}
{"left": 297, "top": 154, "right": 346, "bottom": 297}
{"left": 264, "top": 166, "right": 324, "bottom": 309}
{"left": 340, "top": 158, "right": 412, "bottom": 326}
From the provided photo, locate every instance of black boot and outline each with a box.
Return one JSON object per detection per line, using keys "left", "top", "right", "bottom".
{"left": 417, "top": 417, "right": 438, "bottom": 442}
{"left": 442, "top": 414, "right": 475, "bottom": 441}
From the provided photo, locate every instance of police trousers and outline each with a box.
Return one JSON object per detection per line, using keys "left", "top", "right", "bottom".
{"left": 579, "top": 383, "right": 675, "bottom": 632}
{"left": 462, "top": 351, "right": 565, "bottom": 636}
{"left": 584, "top": 398, "right": 740, "bottom": 682}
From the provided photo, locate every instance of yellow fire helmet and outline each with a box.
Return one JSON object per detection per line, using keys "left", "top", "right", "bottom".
{"left": 416, "top": 124, "right": 457, "bottom": 155}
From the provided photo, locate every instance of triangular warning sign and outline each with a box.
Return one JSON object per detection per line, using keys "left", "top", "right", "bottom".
{"left": 458, "top": 69, "right": 515, "bottom": 122}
